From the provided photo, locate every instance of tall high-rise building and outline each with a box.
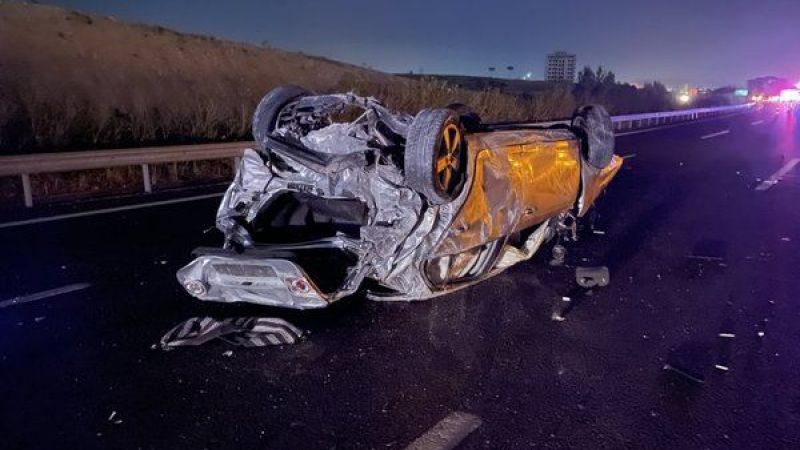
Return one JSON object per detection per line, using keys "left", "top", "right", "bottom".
{"left": 545, "top": 51, "right": 576, "bottom": 82}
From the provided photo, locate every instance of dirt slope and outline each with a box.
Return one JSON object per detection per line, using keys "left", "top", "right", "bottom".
{"left": 1, "top": 2, "right": 539, "bottom": 153}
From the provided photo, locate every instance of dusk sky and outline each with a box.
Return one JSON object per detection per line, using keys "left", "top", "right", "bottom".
{"left": 44, "top": 0, "right": 800, "bottom": 88}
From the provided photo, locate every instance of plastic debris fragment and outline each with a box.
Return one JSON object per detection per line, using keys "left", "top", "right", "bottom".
{"left": 157, "top": 317, "right": 304, "bottom": 349}
{"left": 575, "top": 266, "right": 610, "bottom": 288}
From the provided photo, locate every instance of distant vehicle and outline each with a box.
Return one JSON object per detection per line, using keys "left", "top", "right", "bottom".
{"left": 177, "top": 86, "right": 622, "bottom": 308}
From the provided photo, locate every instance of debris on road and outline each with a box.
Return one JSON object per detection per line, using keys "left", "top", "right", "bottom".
{"left": 688, "top": 239, "right": 727, "bottom": 261}
{"left": 714, "top": 364, "right": 729, "bottom": 372}
{"left": 157, "top": 317, "right": 304, "bottom": 350}
{"left": 405, "top": 411, "right": 482, "bottom": 450}
{"left": 575, "top": 266, "right": 610, "bottom": 288}
{"left": 718, "top": 333, "right": 735, "bottom": 338}
{"left": 551, "top": 296, "right": 571, "bottom": 322}
{"left": 549, "top": 244, "right": 567, "bottom": 266}
{"left": 663, "top": 342, "right": 712, "bottom": 384}
{"left": 663, "top": 363, "right": 705, "bottom": 384}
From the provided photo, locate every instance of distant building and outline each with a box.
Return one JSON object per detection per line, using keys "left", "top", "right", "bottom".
{"left": 545, "top": 51, "right": 576, "bottom": 82}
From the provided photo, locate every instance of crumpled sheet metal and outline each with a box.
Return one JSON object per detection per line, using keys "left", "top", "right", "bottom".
{"left": 364, "top": 130, "right": 582, "bottom": 299}
{"left": 435, "top": 130, "right": 580, "bottom": 256}
{"left": 157, "top": 317, "right": 303, "bottom": 349}
{"left": 577, "top": 154, "right": 623, "bottom": 217}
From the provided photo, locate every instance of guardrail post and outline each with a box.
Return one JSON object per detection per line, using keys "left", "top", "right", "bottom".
{"left": 21, "top": 173, "right": 33, "bottom": 208}
{"left": 141, "top": 164, "right": 152, "bottom": 193}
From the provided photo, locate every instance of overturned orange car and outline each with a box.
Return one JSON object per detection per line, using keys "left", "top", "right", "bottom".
{"left": 178, "top": 86, "right": 622, "bottom": 308}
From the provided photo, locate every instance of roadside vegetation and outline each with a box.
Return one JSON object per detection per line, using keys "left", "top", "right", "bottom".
{"left": 0, "top": 3, "right": 682, "bottom": 155}
{"left": 0, "top": 2, "right": 677, "bottom": 204}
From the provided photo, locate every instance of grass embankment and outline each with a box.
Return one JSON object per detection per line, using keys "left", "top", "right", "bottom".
{"left": 0, "top": 2, "right": 574, "bottom": 204}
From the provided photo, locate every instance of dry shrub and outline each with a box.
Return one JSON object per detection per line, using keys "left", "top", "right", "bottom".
{"left": 0, "top": 3, "right": 579, "bottom": 204}
{"left": 0, "top": 3, "right": 576, "bottom": 155}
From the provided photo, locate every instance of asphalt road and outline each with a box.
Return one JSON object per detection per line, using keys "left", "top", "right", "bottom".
{"left": 1, "top": 106, "right": 799, "bottom": 449}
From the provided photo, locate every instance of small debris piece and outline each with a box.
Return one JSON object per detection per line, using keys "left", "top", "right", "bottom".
{"left": 757, "top": 331, "right": 765, "bottom": 337}
{"left": 108, "top": 411, "right": 116, "bottom": 421}
{"left": 34, "top": 316, "right": 46, "bottom": 323}
{"left": 551, "top": 297, "right": 571, "bottom": 322}
{"left": 575, "top": 266, "right": 610, "bottom": 288}
{"left": 663, "top": 364, "right": 705, "bottom": 384}
{"left": 780, "top": 237, "right": 791, "bottom": 242}
{"left": 688, "top": 239, "right": 727, "bottom": 262}
{"left": 405, "top": 411, "right": 482, "bottom": 450}
{"left": 718, "top": 333, "right": 735, "bottom": 338}
{"left": 592, "top": 230, "right": 606, "bottom": 235}
{"left": 549, "top": 244, "right": 566, "bottom": 267}
{"left": 663, "top": 342, "right": 712, "bottom": 384}
{"left": 714, "top": 364, "right": 729, "bottom": 372}
{"left": 222, "top": 350, "right": 233, "bottom": 357}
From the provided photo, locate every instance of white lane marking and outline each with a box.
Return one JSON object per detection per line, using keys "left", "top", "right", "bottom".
{"left": 405, "top": 411, "right": 482, "bottom": 450}
{"left": 756, "top": 158, "right": 800, "bottom": 191}
{"left": 751, "top": 120, "right": 764, "bottom": 126}
{"left": 700, "top": 130, "right": 730, "bottom": 139}
{"left": 0, "top": 283, "right": 91, "bottom": 309}
{"left": 0, "top": 192, "right": 224, "bottom": 229}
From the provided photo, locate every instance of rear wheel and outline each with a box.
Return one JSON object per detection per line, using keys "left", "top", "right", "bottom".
{"left": 571, "top": 105, "right": 614, "bottom": 169}
{"left": 404, "top": 109, "right": 468, "bottom": 205}
{"left": 252, "top": 85, "right": 311, "bottom": 147}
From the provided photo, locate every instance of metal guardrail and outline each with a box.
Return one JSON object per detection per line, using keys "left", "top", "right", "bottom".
{"left": 1, "top": 142, "right": 253, "bottom": 207}
{"left": 532, "top": 103, "right": 753, "bottom": 128}
{"left": 0, "top": 104, "right": 752, "bottom": 208}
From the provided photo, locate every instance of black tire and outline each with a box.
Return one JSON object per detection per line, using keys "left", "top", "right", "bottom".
{"left": 405, "top": 109, "right": 468, "bottom": 205}
{"left": 252, "top": 85, "right": 312, "bottom": 147}
{"left": 571, "top": 104, "right": 614, "bottom": 169}
{"left": 446, "top": 103, "right": 482, "bottom": 132}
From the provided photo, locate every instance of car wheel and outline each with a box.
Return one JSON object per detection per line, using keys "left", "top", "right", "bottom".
{"left": 571, "top": 105, "right": 614, "bottom": 169}
{"left": 446, "top": 103, "right": 482, "bottom": 132}
{"left": 405, "top": 109, "right": 468, "bottom": 205}
{"left": 252, "top": 85, "right": 311, "bottom": 147}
